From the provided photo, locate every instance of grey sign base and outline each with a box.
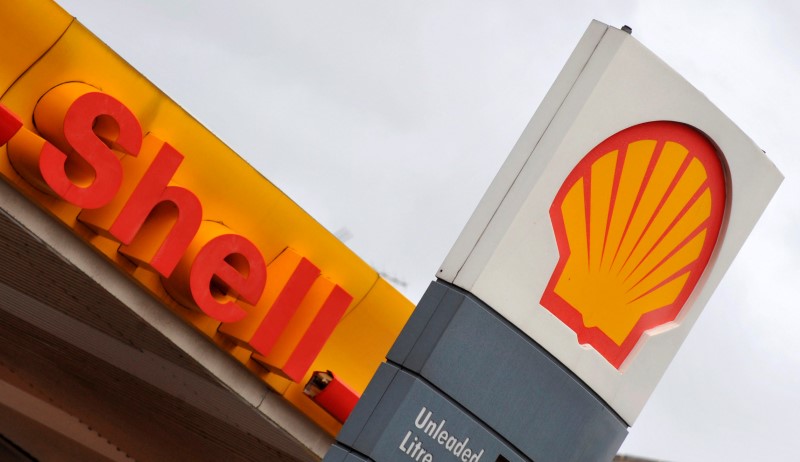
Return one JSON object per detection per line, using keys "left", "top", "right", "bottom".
{"left": 387, "top": 280, "right": 628, "bottom": 462}
{"left": 325, "top": 445, "right": 371, "bottom": 462}
{"left": 329, "top": 280, "right": 628, "bottom": 462}
{"left": 329, "top": 363, "right": 527, "bottom": 462}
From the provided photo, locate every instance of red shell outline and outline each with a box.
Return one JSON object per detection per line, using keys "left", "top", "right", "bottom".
{"left": 540, "top": 121, "right": 726, "bottom": 369}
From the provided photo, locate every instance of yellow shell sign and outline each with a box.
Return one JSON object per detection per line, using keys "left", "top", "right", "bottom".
{"left": 0, "top": 0, "right": 413, "bottom": 436}
{"left": 541, "top": 121, "right": 726, "bottom": 368}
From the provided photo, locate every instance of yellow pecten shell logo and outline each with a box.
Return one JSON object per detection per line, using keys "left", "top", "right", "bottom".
{"left": 541, "top": 122, "right": 726, "bottom": 368}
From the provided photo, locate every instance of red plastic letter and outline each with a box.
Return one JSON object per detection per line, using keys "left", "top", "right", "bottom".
{"left": 247, "top": 257, "right": 320, "bottom": 355}
{"left": 0, "top": 104, "right": 22, "bottom": 146}
{"left": 188, "top": 234, "right": 267, "bottom": 323}
{"left": 281, "top": 285, "right": 352, "bottom": 381}
{"left": 109, "top": 142, "right": 202, "bottom": 277}
{"left": 37, "top": 88, "right": 142, "bottom": 208}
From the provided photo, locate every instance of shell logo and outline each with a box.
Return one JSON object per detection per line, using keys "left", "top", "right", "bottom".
{"left": 540, "top": 121, "right": 726, "bottom": 368}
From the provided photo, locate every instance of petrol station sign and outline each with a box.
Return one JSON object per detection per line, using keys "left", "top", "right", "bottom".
{"left": 437, "top": 21, "right": 781, "bottom": 423}
{"left": 0, "top": 0, "right": 413, "bottom": 437}
{"left": 331, "top": 21, "right": 781, "bottom": 462}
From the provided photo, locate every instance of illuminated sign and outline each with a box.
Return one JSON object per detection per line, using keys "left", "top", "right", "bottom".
{"left": 541, "top": 121, "right": 726, "bottom": 368}
{"left": 438, "top": 21, "right": 781, "bottom": 424}
{"left": 0, "top": 1, "right": 413, "bottom": 435}
{"left": 0, "top": 83, "right": 353, "bottom": 381}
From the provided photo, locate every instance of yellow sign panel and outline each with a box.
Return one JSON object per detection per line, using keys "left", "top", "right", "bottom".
{"left": 0, "top": 0, "right": 412, "bottom": 435}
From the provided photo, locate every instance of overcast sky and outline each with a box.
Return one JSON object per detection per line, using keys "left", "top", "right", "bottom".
{"left": 54, "top": 1, "right": 799, "bottom": 460}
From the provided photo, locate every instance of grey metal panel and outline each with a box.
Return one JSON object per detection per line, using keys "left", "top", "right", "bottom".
{"left": 392, "top": 280, "right": 627, "bottom": 462}
{"left": 323, "top": 445, "right": 372, "bottom": 462}
{"left": 386, "top": 282, "right": 446, "bottom": 365}
{"left": 351, "top": 366, "right": 416, "bottom": 456}
{"left": 340, "top": 363, "right": 529, "bottom": 462}
{"left": 343, "top": 454, "right": 371, "bottom": 462}
{"left": 401, "top": 289, "right": 464, "bottom": 372}
{"left": 337, "top": 363, "right": 398, "bottom": 447}
{"left": 322, "top": 445, "right": 349, "bottom": 462}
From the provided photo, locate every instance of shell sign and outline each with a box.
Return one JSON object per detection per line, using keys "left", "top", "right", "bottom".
{"left": 438, "top": 21, "right": 781, "bottom": 424}
{"left": 0, "top": 0, "right": 414, "bottom": 436}
{"left": 542, "top": 122, "right": 726, "bottom": 368}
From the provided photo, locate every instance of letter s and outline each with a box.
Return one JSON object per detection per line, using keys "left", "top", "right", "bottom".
{"left": 34, "top": 83, "right": 142, "bottom": 208}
